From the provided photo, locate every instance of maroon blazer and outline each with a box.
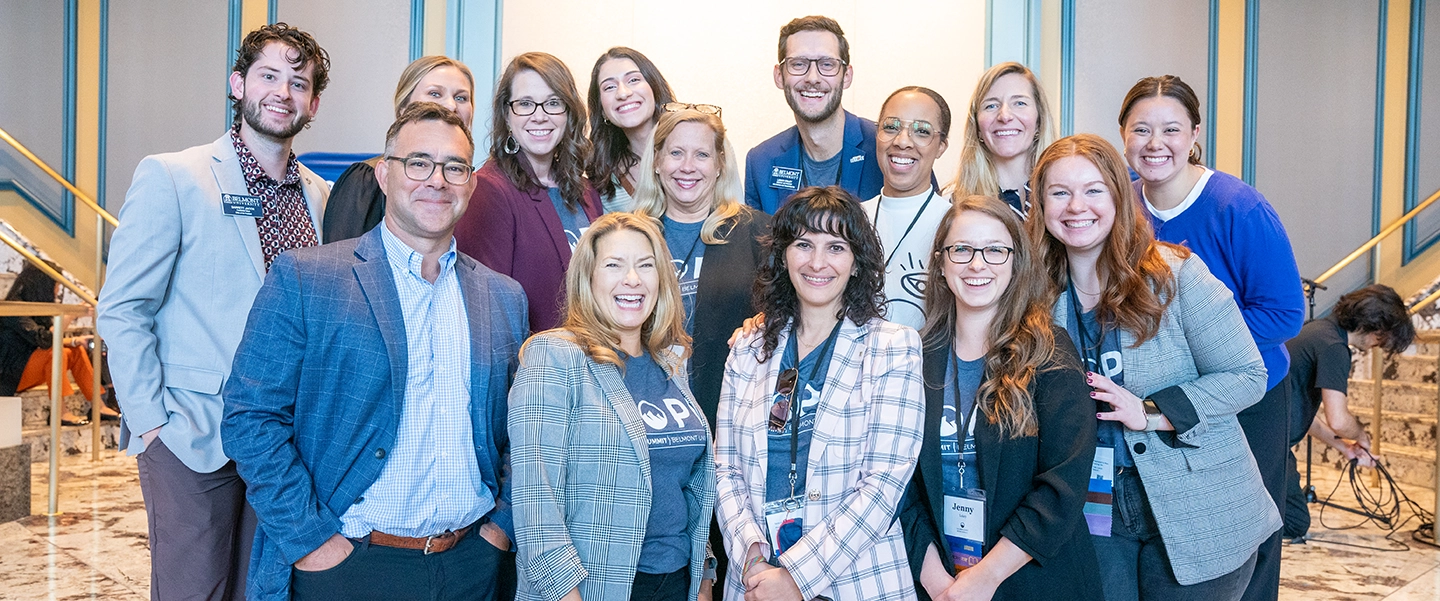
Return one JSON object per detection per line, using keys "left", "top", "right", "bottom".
{"left": 457, "top": 158, "right": 602, "bottom": 333}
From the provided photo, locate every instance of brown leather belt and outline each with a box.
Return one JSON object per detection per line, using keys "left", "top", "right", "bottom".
{"left": 369, "top": 525, "right": 472, "bottom": 555}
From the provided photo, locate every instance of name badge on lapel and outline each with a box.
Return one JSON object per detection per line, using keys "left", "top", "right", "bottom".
{"left": 222, "top": 194, "right": 263, "bottom": 217}
{"left": 769, "top": 167, "right": 802, "bottom": 192}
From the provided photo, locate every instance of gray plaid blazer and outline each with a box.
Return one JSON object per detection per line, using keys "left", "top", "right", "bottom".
{"left": 509, "top": 332, "right": 715, "bottom": 601}
{"left": 1052, "top": 247, "right": 1280, "bottom": 585}
{"left": 716, "top": 317, "right": 923, "bottom": 601}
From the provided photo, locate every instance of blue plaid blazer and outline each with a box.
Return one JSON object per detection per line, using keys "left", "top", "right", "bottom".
{"left": 509, "top": 332, "right": 716, "bottom": 601}
{"left": 716, "top": 317, "right": 923, "bottom": 601}
{"left": 221, "top": 226, "right": 528, "bottom": 600}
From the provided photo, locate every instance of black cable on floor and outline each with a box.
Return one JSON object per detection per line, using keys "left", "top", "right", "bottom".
{"left": 1308, "top": 451, "right": 1439, "bottom": 552}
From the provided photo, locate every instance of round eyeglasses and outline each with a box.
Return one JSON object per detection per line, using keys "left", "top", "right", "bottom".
{"left": 384, "top": 156, "right": 473, "bottom": 185}
{"left": 662, "top": 102, "right": 722, "bottom": 116}
{"left": 877, "top": 117, "right": 940, "bottom": 147}
{"left": 508, "top": 98, "right": 567, "bottom": 116}
{"left": 781, "top": 56, "right": 846, "bottom": 77}
{"left": 941, "top": 244, "right": 1014, "bottom": 265}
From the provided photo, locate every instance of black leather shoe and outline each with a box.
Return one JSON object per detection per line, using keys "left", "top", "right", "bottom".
{"left": 100, "top": 411, "right": 121, "bottom": 422}
{"left": 60, "top": 416, "right": 90, "bottom": 426}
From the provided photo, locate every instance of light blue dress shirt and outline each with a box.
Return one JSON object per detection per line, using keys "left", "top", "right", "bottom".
{"left": 339, "top": 220, "right": 485, "bottom": 538}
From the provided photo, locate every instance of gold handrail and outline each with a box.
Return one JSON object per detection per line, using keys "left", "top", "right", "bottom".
{"left": 0, "top": 230, "right": 97, "bottom": 306}
{"left": 1410, "top": 287, "right": 1440, "bottom": 315}
{"left": 0, "top": 126, "right": 118, "bottom": 228}
{"left": 1314, "top": 189, "right": 1440, "bottom": 286}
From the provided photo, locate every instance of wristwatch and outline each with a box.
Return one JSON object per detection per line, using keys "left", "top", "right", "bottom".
{"left": 1142, "top": 398, "right": 1164, "bottom": 431}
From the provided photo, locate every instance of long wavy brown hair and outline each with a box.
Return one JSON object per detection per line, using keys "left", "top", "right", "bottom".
{"left": 921, "top": 196, "right": 1053, "bottom": 438}
{"left": 553, "top": 212, "right": 691, "bottom": 373}
{"left": 487, "top": 52, "right": 591, "bottom": 212}
{"left": 1027, "top": 134, "right": 1185, "bottom": 344}
{"left": 585, "top": 47, "right": 676, "bottom": 199}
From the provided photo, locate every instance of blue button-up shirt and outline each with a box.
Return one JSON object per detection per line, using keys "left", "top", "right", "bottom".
{"left": 339, "top": 221, "right": 485, "bottom": 538}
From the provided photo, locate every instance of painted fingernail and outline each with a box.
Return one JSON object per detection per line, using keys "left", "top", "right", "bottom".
{"left": 1090, "top": 391, "right": 1097, "bottom": 398}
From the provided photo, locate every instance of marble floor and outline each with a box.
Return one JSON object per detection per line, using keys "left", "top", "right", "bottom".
{"left": 4, "top": 452, "right": 1440, "bottom": 600}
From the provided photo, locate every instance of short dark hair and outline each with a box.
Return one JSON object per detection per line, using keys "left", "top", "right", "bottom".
{"left": 752, "top": 186, "right": 884, "bottom": 362}
{"left": 384, "top": 101, "right": 474, "bottom": 157}
{"left": 5, "top": 260, "right": 62, "bottom": 304}
{"left": 230, "top": 23, "right": 330, "bottom": 128}
{"left": 777, "top": 16, "right": 850, "bottom": 65}
{"left": 880, "top": 86, "right": 952, "bottom": 141}
{"left": 1333, "top": 284, "right": 1415, "bottom": 353}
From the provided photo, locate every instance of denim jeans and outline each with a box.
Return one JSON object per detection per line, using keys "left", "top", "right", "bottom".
{"left": 1092, "top": 468, "right": 1258, "bottom": 601}
{"left": 631, "top": 567, "right": 690, "bottom": 601}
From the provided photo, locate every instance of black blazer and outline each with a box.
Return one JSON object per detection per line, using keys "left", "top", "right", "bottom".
{"left": 689, "top": 206, "right": 770, "bottom": 428}
{"left": 320, "top": 159, "right": 386, "bottom": 244}
{"left": 900, "top": 329, "right": 1103, "bottom": 601}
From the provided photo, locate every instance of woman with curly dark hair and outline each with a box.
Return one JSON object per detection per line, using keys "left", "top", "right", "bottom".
{"left": 456, "top": 52, "right": 602, "bottom": 332}
{"left": 714, "top": 185, "right": 925, "bottom": 601}
{"left": 898, "top": 196, "right": 1100, "bottom": 601}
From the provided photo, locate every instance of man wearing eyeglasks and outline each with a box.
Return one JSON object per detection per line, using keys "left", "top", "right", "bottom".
{"left": 742, "top": 15, "right": 884, "bottom": 214}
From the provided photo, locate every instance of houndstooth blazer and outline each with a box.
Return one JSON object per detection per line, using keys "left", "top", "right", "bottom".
{"left": 509, "top": 332, "right": 715, "bottom": 601}
{"left": 716, "top": 317, "right": 924, "bottom": 601}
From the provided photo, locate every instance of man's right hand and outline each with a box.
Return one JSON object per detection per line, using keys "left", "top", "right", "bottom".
{"left": 294, "top": 533, "right": 353, "bottom": 572}
{"left": 140, "top": 426, "right": 161, "bottom": 447}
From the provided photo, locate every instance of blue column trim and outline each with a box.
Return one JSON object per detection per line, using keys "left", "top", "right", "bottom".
{"left": 268, "top": 0, "right": 277, "bottom": 23}
{"left": 1403, "top": 0, "right": 1429, "bottom": 263}
{"left": 55, "top": 0, "right": 77, "bottom": 235}
{"left": 1373, "top": 0, "right": 1389, "bottom": 251}
{"left": 98, "top": 0, "right": 108, "bottom": 212}
{"left": 1060, "top": 0, "right": 1074, "bottom": 136}
{"left": 1241, "top": 0, "right": 1258, "bottom": 185}
{"left": 448, "top": 0, "right": 463, "bottom": 58}
{"left": 227, "top": 0, "right": 242, "bottom": 129}
{"left": 1206, "top": 0, "right": 1218, "bottom": 169}
{"left": 410, "top": 0, "right": 425, "bottom": 62}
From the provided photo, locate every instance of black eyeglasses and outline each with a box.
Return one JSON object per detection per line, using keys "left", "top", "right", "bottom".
{"left": 663, "top": 102, "right": 722, "bottom": 117}
{"left": 941, "top": 244, "right": 1015, "bottom": 265}
{"left": 767, "top": 368, "right": 800, "bottom": 432}
{"left": 877, "top": 117, "right": 940, "bottom": 146}
{"left": 508, "top": 98, "right": 567, "bottom": 116}
{"left": 383, "top": 156, "right": 473, "bottom": 185}
{"left": 780, "top": 56, "right": 846, "bottom": 77}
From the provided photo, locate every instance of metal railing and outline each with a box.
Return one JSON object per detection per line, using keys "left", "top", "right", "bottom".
{"left": 1312, "top": 188, "right": 1440, "bottom": 287}
{"left": 1, "top": 126, "right": 115, "bottom": 515}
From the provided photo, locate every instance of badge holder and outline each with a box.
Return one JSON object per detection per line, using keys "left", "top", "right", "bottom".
{"left": 1085, "top": 447, "right": 1115, "bottom": 537}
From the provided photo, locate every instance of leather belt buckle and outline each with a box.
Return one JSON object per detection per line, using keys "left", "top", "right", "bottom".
{"left": 423, "top": 535, "right": 439, "bottom": 555}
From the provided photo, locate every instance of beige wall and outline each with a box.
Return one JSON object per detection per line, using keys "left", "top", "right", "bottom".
{"left": 500, "top": 0, "right": 986, "bottom": 187}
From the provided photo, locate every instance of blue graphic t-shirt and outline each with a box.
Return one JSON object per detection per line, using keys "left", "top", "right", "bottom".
{"left": 765, "top": 332, "right": 836, "bottom": 503}
{"left": 1065, "top": 305, "right": 1131, "bottom": 468}
{"left": 941, "top": 355, "right": 986, "bottom": 496}
{"left": 624, "top": 351, "right": 707, "bottom": 574}
{"left": 661, "top": 216, "right": 706, "bottom": 336}
{"left": 548, "top": 187, "right": 590, "bottom": 251}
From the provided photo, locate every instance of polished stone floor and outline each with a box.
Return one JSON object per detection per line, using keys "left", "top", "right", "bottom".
{"left": 4, "top": 451, "right": 1440, "bottom": 600}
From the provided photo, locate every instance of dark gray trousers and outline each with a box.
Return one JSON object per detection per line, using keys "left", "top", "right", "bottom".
{"left": 136, "top": 437, "right": 257, "bottom": 601}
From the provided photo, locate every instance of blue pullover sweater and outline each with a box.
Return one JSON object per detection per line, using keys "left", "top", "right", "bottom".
{"left": 1138, "top": 170, "right": 1305, "bottom": 390}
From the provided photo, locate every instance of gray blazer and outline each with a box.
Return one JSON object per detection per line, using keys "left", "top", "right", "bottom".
{"left": 98, "top": 133, "right": 326, "bottom": 472}
{"left": 509, "top": 332, "right": 715, "bottom": 601}
{"left": 1052, "top": 247, "right": 1280, "bottom": 586}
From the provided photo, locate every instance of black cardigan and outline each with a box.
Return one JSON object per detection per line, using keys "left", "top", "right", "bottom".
{"left": 899, "top": 329, "right": 1103, "bottom": 601}
{"left": 0, "top": 315, "right": 51, "bottom": 395}
{"left": 687, "top": 207, "right": 769, "bottom": 428}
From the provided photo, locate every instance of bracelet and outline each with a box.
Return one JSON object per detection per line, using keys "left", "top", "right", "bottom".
{"left": 743, "top": 555, "right": 768, "bottom": 575}
{"left": 1144, "top": 413, "right": 1165, "bottom": 432}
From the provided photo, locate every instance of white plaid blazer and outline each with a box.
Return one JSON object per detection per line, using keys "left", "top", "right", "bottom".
{"left": 510, "top": 332, "right": 715, "bottom": 601}
{"left": 715, "top": 317, "right": 923, "bottom": 601}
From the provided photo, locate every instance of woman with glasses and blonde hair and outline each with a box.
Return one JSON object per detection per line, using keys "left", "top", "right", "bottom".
{"left": 457, "top": 52, "right": 602, "bottom": 333}
{"left": 716, "top": 186, "right": 923, "bottom": 601}
{"left": 898, "top": 196, "right": 1100, "bottom": 601}
{"left": 953, "top": 62, "right": 1057, "bottom": 216}
{"left": 1029, "top": 133, "right": 1276, "bottom": 601}
{"left": 586, "top": 47, "right": 678, "bottom": 213}
{"left": 323, "top": 55, "right": 476, "bottom": 242}
{"left": 510, "top": 212, "right": 715, "bottom": 601}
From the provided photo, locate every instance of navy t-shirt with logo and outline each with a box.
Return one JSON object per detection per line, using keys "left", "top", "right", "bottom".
{"left": 624, "top": 351, "right": 707, "bottom": 574}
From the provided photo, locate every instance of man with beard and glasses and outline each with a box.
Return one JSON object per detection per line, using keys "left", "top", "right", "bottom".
{"left": 98, "top": 23, "right": 329, "bottom": 600}
{"left": 743, "top": 15, "right": 884, "bottom": 214}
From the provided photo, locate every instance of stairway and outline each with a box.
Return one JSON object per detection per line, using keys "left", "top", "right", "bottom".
{"left": 19, "top": 386, "right": 120, "bottom": 463}
{"left": 1332, "top": 333, "right": 1440, "bottom": 488}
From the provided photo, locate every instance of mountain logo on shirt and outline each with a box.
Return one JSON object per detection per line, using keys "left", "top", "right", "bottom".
{"left": 637, "top": 397, "right": 697, "bottom": 430}
{"left": 941, "top": 405, "right": 957, "bottom": 437}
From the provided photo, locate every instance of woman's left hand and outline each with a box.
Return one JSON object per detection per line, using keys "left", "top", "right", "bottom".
{"left": 743, "top": 565, "right": 802, "bottom": 601}
{"left": 1089, "top": 371, "right": 1147, "bottom": 431}
{"left": 935, "top": 567, "right": 1000, "bottom": 601}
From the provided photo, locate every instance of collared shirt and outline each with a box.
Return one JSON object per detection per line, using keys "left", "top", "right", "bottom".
{"left": 229, "top": 128, "right": 319, "bottom": 269}
{"left": 339, "top": 220, "right": 484, "bottom": 538}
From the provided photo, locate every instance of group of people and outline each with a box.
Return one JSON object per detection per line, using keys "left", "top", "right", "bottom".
{"left": 88, "top": 14, "right": 1418, "bottom": 601}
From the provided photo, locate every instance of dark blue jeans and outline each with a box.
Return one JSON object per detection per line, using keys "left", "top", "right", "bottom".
{"left": 1092, "top": 468, "right": 1257, "bottom": 601}
{"left": 631, "top": 567, "right": 689, "bottom": 601}
{"left": 290, "top": 526, "right": 508, "bottom": 601}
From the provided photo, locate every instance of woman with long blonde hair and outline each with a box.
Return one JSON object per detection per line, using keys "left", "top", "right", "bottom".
{"left": 953, "top": 62, "right": 1056, "bottom": 216}
{"left": 510, "top": 212, "right": 715, "bottom": 601}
